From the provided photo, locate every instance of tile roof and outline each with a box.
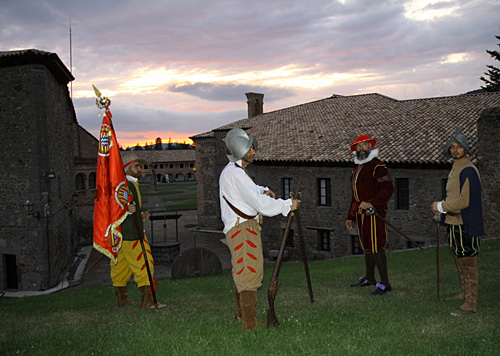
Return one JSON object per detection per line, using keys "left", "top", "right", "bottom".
{"left": 203, "top": 92, "right": 500, "bottom": 164}
{"left": 120, "top": 149, "right": 195, "bottom": 163}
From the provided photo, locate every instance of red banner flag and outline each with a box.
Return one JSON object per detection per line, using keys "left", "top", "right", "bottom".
{"left": 93, "top": 106, "right": 130, "bottom": 264}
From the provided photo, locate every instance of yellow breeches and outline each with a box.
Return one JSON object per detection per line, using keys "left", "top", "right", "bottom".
{"left": 110, "top": 236, "right": 155, "bottom": 287}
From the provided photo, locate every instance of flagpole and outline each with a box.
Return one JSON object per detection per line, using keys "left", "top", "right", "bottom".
{"left": 93, "top": 85, "right": 159, "bottom": 308}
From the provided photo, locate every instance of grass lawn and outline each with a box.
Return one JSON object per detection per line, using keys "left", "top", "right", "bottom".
{"left": 139, "top": 181, "right": 197, "bottom": 212}
{"left": 1, "top": 239, "right": 499, "bottom": 356}
{"left": 140, "top": 182, "right": 196, "bottom": 197}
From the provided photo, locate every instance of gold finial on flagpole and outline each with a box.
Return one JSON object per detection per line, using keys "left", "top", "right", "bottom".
{"left": 93, "top": 84, "right": 111, "bottom": 109}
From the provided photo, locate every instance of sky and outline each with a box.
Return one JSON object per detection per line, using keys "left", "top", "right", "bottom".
{"left": 1, "top": 0, "right": 499, "bottom": 148}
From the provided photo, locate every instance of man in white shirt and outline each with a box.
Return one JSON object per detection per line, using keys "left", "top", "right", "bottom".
{"left": 219, "top": 129, "right": 300, "bottom": 330}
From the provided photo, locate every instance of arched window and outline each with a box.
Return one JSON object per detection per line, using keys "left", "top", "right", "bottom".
{"left": 76, "top": 173, "right": 86, "bottom": 191}
{"left": 89, "top": 172, "right": 96, "bottom": 189}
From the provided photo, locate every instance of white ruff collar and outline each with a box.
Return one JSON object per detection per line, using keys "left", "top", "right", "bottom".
{"left": 354, "top": 148, "right": 379, "bottom": 165}
{"left": 126, "top": 175, "right": 138, "bottom": 183}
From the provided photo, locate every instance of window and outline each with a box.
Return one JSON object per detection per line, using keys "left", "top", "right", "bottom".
{"left": 76, "top": 173, "right": 85, "bottom": 191}
{"left": 318, "top": 230, "right": 330, "bottom": 251}
{"left": 351, "top": 235, "right": 362, "bottom": 255}
{"left": 4, "top": 254, "right": 18, "bottom": 289}
{"left": 190, "top": 163, "right": 194, "bottom": 168}
{"left": 144, "top": 164, "right": 149, "bottom": 169}
{"left": 170, "top": 164, "right": 174, "bottom": 169}
{"left": 88, "top": 172, "right": 96, "bottom": 189}
{"left": 317, "top": 178, "right": 331, "bottom": 206}
{"left": 175, "top": 163, "right": 179, "bottom": 168}
{"left": 160, "top": 164, "right": 164, "bottom": 169}
{"left": 180, "top": 163, "right": 184, "bottom": 168}
{"left": 396, "top": 178, "right": 409, "bottom": 210}
{"left": 282, "top": 178, "right": 292, "bottom": 199}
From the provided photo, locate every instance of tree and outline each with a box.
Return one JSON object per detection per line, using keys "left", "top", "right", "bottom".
{"left": 480, "top": 30, "right": 500, "bottom": 92}
{"left": 154, "top": 137, "right": 163, "bottom": 150}
{"left": 135, "top": 143, "right": 144, "bottom": 151}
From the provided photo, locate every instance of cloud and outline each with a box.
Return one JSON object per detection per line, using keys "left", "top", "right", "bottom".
{"left": 74, "top": 96, "right": 246, "bottom": 137}
{"left": 2, "top": 0, "right": 500, "bottom": 144}
{"left": 168, "top": 82, "right": 294, "bottom": 102}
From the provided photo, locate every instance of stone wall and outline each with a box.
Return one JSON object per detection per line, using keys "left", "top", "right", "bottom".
{"left": 477, "top": 106, "right": 500, "bottom": 238}
{"left": 249, "top": 162, "right": 451, "bottom": 260}
{"left": 0, "top": 62, "right": 77, "bottom": 291}
{"left": 194, "top": 135, "right": 224, "bottom": 230}
{"left": 74, "top": 125, "right": 98, "bottom": 246}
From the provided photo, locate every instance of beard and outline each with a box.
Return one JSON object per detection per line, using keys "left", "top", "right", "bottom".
{"left": 452, "top": 152, "right": 466, "bottom": 160}
{"left": 356, "top": 149, "right": 370, "bottom": 161}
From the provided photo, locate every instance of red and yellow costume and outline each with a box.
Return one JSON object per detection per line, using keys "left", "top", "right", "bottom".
{"left": 347, "top": 157, "right": 394, "bottom": 253}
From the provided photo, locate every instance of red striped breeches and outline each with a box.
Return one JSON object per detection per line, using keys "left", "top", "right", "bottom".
{"left": 225, "top": 219, "right": 263, "bottom": 293}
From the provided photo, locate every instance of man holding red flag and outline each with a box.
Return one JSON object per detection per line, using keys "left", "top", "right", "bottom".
{"left": 111, "top": 154, "right": 165, "bottom": 309}
{"left": 92, "top": 87, "right": 164, "bottom": 309}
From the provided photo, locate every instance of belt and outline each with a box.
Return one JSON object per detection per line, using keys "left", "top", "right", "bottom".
{"left": 223, "top": 196, "right": 257, "bottom": 220}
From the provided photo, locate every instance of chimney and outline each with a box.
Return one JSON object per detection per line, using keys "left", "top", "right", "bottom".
{"left": 245, "top": 92, "right": 264, "bottom": 118}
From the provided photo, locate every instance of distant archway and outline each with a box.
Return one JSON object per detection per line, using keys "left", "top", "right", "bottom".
{"left": 88, "top": 172, "right": 96, "bottom": 189}
{"left": 175, "top": 173, "right": 185, "bottom": 181}
{"left": 76, "top": 173, "right": 86, "bottom": 190}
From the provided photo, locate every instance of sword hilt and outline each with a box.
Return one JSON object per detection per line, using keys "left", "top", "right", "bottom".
{"left": 432, "top": 214, "right": 441, "bottom": 223}
{"left": 366, "top": 207, "right": 375, "bottom": 216}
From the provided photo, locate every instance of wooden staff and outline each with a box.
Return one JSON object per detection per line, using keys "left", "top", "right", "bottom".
{"left": 295, "top": 207, "right": 314, "bottom": 303}
{"left": 366, "top": 207, "right": 423, "bottom": 250}
{"left": 267, "top": 181, "right": 302, "bottom": 327}
{"left": 82, "top": 254, "right": 105, "bottom": 277}
{"left": 433, "top": 214, "right": 441, "bottom": 305}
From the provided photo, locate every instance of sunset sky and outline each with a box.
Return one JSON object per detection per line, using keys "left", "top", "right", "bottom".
{"left": 2, "top": 0, "right": 499, "bottom": 148}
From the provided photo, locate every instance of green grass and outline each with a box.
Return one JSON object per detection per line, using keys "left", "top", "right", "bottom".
{"left": 1, "top": 240, "right": 499, "bottom": 356}
{"left": 163, "top": 201, "right": 197, "bottom": 212}
{"left": 139, "top": 182, "right": 196, "bottom": 196}
{"left": 161, "top": 193, "right": 197, "bottom": 202}
{"left": 138, "top": 181, "right": 197, "bottom": 211}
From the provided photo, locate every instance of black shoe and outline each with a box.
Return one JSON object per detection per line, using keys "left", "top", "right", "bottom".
{"left": 371, "top": 283, "right": 392, "bottom": 295}
{"left": 350, "top": 277, "right": 377, "bottom": 287}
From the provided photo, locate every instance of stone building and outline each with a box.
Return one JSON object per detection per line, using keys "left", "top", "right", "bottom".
{"left": 121, "top": 150, "right": 196, "bottom": 183}
{"left": 74, "top": 125, "right": 99, "bottom": 246}
{"left": 0, "top": 49, "right": 78, "bottom": 291}
{"left": 191, "top": 92, "right": 500, "bottom": 261}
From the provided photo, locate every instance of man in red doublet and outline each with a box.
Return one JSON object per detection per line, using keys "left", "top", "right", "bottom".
{"left": 345, "top": 135, "right": 394, "bottom": 295}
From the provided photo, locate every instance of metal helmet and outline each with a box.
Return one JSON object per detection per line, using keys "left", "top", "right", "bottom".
{"left": 442, "top": 127, "right": 470, "bottom": 158}
{"left": 250, "top": 135, "right": 258, "bottom": 153}
{"left": 224, "top": 128, "right": 248, "bottom": 150}
{"left": 227, "top": 135, "right": 252, "bottom": 162}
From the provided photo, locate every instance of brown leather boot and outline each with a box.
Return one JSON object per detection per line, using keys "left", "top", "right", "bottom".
{"left": 240, "top": 290, "right": 265, "bottom": 330}
{"left": 139, "top": 285, "right": 167, "bottom": 310}
{"left": 114, "top": 286, "right": 134, "bottom": 307}
{"left": 469, "top": 257, "right": 479, "bottom": 312}
{"left": 450, "top": 255, "right": 464, "bottom": 300}
{"left": 451, "top": 257, "right": 478, "bottom": 316}
{"left": 234, "top": 284, "right": 242, "bottom": 320}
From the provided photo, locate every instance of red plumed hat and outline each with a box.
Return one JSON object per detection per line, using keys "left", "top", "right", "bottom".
{"left": 350, "top": 135, "right": 376, "bottom": 152}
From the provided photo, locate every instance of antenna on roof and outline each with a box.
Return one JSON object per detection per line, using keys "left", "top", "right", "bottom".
{"left": 69, "top": 17, "right": 73, "bottom": 100}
